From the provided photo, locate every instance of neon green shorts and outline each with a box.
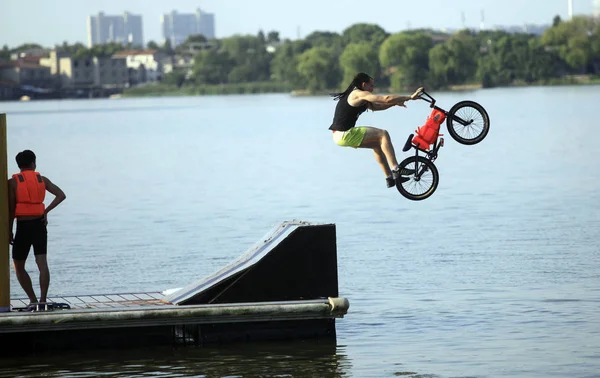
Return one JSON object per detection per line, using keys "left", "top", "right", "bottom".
{"left": 332, "top": 127, "right": 367, "bottom": 148}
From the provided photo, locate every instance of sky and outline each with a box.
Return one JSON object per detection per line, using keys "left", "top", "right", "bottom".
{"left": 1, "top": 0, "right": 595, "bottom": 48}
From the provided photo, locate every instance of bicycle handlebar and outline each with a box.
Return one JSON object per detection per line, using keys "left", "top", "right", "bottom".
{"left": 415, "top": 89, "right": 436, "bottom": 107}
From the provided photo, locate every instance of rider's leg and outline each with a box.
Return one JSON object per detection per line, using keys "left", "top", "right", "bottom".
{"left": 372, "top": 146, "right": 392, "bottom": 177}
{"left": 359, "top": 127, "right": 399, "bottom": 172}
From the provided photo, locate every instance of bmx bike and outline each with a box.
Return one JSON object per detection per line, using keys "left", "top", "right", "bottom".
{"left": 396, "top": 90, "right": 490, "bottom": 201}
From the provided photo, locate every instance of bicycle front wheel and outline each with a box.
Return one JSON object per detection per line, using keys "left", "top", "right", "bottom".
{"left": 446, "top": 101, "right": 490, "bottom": 145}
{"left": 396, "top": 156, "right": 439, "bottom": 201}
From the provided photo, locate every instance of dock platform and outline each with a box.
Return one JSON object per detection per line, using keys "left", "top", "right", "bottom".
{"left": 0, "top": 221, "right": 350, "bottom": 355}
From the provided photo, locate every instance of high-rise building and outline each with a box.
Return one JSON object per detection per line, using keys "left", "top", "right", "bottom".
{"left": 161, "top": 8, "right": 215, "bottom": 47}
{"left": 87, "top": 12, "right": 144, "bottom": 48}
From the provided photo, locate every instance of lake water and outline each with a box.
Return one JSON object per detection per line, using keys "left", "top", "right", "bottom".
{"left": 0, "top": 85, "right": 599, "bottom": 377}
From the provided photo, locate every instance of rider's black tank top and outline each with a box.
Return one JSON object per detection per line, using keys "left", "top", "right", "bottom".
{"left": 329, "top": 93, "right": 368, "bottom": 131}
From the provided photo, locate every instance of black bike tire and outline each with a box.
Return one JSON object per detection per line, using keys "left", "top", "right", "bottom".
{"left": 446, "top": 101, "right": 490, "bottom": 145}
{"left": 396, "top": 156, "right": 439, "bottom": 201}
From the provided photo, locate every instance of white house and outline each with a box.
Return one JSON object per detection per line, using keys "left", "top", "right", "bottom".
{"left": 112, "top": 49, "right": 164, "bottom": 85}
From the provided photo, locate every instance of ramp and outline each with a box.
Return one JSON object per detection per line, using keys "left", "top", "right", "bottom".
{"left": 165, "top": 220, "right": 338, "bottom": 305}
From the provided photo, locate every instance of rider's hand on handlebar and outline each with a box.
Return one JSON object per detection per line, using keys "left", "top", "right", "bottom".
{"left": 410, "top": 87, "right": 424, "bottom": 100}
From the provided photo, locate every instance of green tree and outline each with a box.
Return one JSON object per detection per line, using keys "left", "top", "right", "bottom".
{"left": 72, "top": 42, "right": 129, "bottom": 58}
{"left": 12, "top": 43, "right": 43, "bottom": 51}
{"left": 304, "top": 31, "right": 344, "bottom": 51}
{"left": 342, "top": 23, "right": 388, "bottom": 48}
{"left": 147, "top": 41, "right": 160, "bottom": 50}
{"left": 162, "top": 70, "right": 187, "bottom": 87}
{"left": 592, "top": 27, "right": 600, "bottom": 69}
{"left": 257, "top": 30, "right": 266, "bottom": 45}
{"left": 553, "top": 15, "right": 562, "bottom": 27}
{"left": 296, "top": 47, "right": 340, "bottom": 92}
{"left": 267, "top": 31, "right": 280, "bottom": 44}
{"left": 428, "top": 31, "right": 478, "bottom": 88}
{"left": 476, "top": 33, "right": 559, "bottom": 87}
{"left": 525, "top": 38, "right": 563, "bottom": 82}
{"left": 192, "top": 49, "right": 235, "bottom": 84}
{"left": 0, "top": 45, "right": 10, "bottom": 61}
{"left": 339, "top": 42, "right": 379, "bottom": 87}
{"left": 184, "top": 34, "right": 208, "bottom": 44}
{"left": 220, "top": 35, "right": 272, "bottom": 82}
{"left": 542, "top": 16, "right": 597, "bottom": 73}
{"left": 270, "top": 40, "right": 311, "bottom": 85}
{"left": 379, "top": 32, "right": 433, "bottom": 89}
{"left": 161, "top": 39, "right": 174, "bottom": 55}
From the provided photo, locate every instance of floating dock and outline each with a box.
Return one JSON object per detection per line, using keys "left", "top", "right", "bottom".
{"left": 0, "top": 220, "right": 349, "bottom": 355}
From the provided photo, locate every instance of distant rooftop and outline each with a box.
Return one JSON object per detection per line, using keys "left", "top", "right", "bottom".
{"left": 112, "top": 49, "right": 158, "bottom": 57}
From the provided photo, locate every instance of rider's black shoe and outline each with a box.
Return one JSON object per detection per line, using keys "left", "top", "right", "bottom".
{"left": 386, "top": 176, "right": 395, "bottom": 188}
{"left": 387, "top": 175, "right": 410, "bottom": 188}
{"left": 392, "top": 167, "right": 415, "bottom": 180}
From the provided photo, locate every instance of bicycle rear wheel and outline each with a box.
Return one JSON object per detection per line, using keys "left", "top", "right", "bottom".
{"left": 446, "top": 101, "right": 490, "bottom": 145}
{"left": 396, "top": 156, "right": 439, "bottom": 201}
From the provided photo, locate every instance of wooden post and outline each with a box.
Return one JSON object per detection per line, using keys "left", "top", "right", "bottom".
{"left": 0, "top": 114, "right": 9, "bottom": 312}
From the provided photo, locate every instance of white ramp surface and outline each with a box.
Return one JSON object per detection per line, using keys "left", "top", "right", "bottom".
{"left": 164, "top": 220, "right": 322, "bottom": 305}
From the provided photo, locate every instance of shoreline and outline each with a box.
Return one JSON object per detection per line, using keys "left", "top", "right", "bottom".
{"left": 124, "top": 76, "right": 600, "bottom": 99}
{"left": 2, "top": 77, "right": 598, "bottom": 102}
{"left": 289, "top": 76, "right": 600, "bottom": 97}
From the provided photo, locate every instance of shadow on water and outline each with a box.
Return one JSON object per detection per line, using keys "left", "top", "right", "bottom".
{"left": 0, "top": 339, "right": 355, "bottom": 378}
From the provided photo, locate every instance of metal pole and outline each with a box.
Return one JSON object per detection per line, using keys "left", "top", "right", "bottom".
{"left": 0, "top": 114, "right": 9, "bottom": 312}
{"left": 568, "top": 0, "right": 573, "bottom": 20}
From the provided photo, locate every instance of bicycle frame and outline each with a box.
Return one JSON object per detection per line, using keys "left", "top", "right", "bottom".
{"left": 402, "top": 132, "right": 443, "bottom": 181}
{"left": 400, "top": 90, "right": 450, "bottom": 181}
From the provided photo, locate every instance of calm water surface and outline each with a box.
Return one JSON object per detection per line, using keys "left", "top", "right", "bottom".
{"left": 0, "top": 85, "right": 599, "bottom": 377}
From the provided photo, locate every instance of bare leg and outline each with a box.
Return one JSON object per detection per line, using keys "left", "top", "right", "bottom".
{"left": 359, "top": 127, "right": 399, "bottom": 175}
{"left": 13, "top": 260, "right": 38, "bottom": 303}
{"left": 372, "top": 146, "right": 392, "bottom": 177}
{"left": 380, "top": 131, "right": 399, "bottom": 169}
{"left": 35, "top": 255, "right": 50, "bottom": 303}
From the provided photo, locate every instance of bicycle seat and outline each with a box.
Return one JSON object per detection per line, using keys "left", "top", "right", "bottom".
{"left": 403, "top": 134, "right": 414, "bottom": 152}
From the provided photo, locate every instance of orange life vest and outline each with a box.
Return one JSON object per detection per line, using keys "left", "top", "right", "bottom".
{"left": 412, "top": 108, "right": 446, "bottom": 150}
{"left": 13, "top": 171, "right": 46, "bottom": 217}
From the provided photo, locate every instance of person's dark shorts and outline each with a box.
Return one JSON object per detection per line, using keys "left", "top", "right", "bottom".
{"left": 12, "top": 217, "right": 47, "bottom": 261}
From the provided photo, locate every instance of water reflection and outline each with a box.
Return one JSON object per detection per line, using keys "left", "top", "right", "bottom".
{"left": 0, "top": 340, "right": 352, "bottom": 378}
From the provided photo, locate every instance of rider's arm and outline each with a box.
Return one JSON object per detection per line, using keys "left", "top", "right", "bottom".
{"left": 367, "top": 102, "right": 396, "bottom": 111}
{"left": 353, "top": 88, "right": 423, "bottom": 108}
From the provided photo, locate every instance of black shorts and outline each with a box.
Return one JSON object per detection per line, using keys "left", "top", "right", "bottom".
{"left": 12, "top": 217, "right": 47, "bottom": 261}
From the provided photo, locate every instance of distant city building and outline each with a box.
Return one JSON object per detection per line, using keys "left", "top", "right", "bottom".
{"left": 161, "top": 8, "right": 215, "bottom": 47}
{"left": 441, "top": 23, "right": 550, "bottom": 36}
{"left": 10, "top": 47, "right": 47, "bottom": 61}
{"left": 0, "top": 58, "right": 54, "bottom": 88}
{"left": 57, "top": 55, "right": 128, "bottom": 89}
{"left": 87, "top": 12, "right": 144, "bottom": 48}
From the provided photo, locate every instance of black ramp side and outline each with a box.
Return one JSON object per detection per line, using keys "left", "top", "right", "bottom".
{"left": 165, "top": 220, "right": 339, "bottom": 306}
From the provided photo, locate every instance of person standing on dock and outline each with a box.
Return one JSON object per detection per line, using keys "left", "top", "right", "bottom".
{"left": 7, "top": 150, "right": 66, "bottom": 309}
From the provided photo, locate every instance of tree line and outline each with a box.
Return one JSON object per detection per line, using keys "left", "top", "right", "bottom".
{"left": 2, "top": 15, "right": 599, "bottom": 92}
